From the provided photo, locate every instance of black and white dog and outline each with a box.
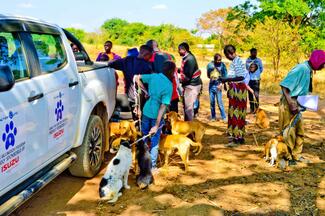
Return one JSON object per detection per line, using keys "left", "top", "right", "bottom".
{"left": 99, "top": 140, "right": 132, "bottom": 203}
{"left": 136, "top": 140, "right": 154, "bottom": 189}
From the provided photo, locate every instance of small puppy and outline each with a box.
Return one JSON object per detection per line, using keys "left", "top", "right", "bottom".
{"left": 99, "top": 140, "right": 132, "bottom": 203}
{"left": 264, "top": 136, "right": 292, "bottom": 169}
{"left": 159, "top": 134, "right": 201, "bottom": 171}
{"left": 255, "top": 107, "right": 270, "bottom": 129}
{"left": 136, "top": 140, "right": 154, "bottom": 189}
{"left": 166, "top": 111, "right": 205, "bottom": 155}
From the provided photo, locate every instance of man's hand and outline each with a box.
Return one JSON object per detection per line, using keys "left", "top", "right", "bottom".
{"left": 288, "top": 100, "right": 299, "bottom": 115}
{"left": 149, "top": 125, "right": 158, "bottom": 135}
{"left": 217, "top": 84, "right": 222, "bottom": 90}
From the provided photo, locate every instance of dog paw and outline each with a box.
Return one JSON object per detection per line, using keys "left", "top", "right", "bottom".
{"left": 124, "top": 185, "right": 131, "bottom": 190}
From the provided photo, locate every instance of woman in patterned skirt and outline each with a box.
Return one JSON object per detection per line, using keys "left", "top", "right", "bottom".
{"left": 221, "top": 45, "right": 249, "bottom": 147}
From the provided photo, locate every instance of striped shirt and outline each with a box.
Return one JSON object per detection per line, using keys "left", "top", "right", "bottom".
{"left": 228, "top": 56, "right": 249, "bottom": 84}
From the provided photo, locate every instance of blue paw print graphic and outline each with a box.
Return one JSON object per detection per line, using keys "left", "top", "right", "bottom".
{"left": 2, "top": 121, "right": 17, "bottom": 150}
{"left": 55, "top": 100, "right": 64, "bottom": 121}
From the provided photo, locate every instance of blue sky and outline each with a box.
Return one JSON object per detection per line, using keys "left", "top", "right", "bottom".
{"left": 2, "top": 0, "right": 252, "bottom": 32}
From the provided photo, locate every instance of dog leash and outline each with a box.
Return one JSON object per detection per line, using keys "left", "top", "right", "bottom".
{"left": 130, "top": 125, "right": 164, "bottom": 147}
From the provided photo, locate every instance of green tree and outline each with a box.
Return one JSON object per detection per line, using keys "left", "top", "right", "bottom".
{"left": 250, "top": 17, "right": 302, "bottom": 77}
{"left": 65, "top": 27, "right": 86, "bottom": 41}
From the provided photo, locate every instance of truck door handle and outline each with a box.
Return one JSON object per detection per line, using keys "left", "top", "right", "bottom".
{"left": 69, "top": 81, "right": 79, "bottom": 87}
{"left": 28, "top": 93, "right": 44, "bottom": 102}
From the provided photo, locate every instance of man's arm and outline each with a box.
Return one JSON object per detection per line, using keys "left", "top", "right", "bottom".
{"left": 108, "top": 58, "right": 125, "bottom": 71}
{"left": 149, "top": 104, "right": 167, "bottom": 134}
{"left": 182, "top": 58, "right": 196, "bottom": 82}
{"left": 281, "top": 86, "right": 298, "bottom": 114}
{"left": 259, "top": 59, "right": 264, "bottom": 73}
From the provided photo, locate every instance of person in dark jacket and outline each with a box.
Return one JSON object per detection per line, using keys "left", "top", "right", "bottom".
{"left": 108, "top": 45, "right": 153, "bottom": 120}
{"left": 178, "top": 42, "right": 202, "bottom": 121}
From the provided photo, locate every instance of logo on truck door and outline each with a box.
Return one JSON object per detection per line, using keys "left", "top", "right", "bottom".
{"left": 2, "top": 112, "right": 18, "bottom": 150}
{"left": 48, "top": 91, "right": 68, "bottom": 149}
{"left": 0, "top": 110, "right": 26, "bottom": 174}
{"left": 55, "top": 94, "right": 64, "bottom": 122}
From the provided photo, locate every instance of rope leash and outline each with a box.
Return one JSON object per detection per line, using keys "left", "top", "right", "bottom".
{"left": 130, "top": 124, "right": 164, "bottom": 147}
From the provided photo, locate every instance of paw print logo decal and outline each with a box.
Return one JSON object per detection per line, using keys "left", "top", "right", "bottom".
{"left": 55, "top": 100, "right": 64, "bottom": 122}
{"left": 2, "top": 114, "right": 17, "bottom": 150}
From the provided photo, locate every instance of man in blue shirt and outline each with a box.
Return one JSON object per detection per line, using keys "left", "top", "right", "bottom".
{"left": 108, "top": 45, "right": 153, "bottom": 120}
{"left": 246, "top": 48, "right": 263, "bottom": 113}
{"left": 135, "top": 61, "right": 174, "bottom": 172}
{"left": 207, "top": 53, "right": 227, "bottom": 121}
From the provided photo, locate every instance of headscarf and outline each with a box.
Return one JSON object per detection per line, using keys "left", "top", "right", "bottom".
{"left": 309, "top": 50, "right": 325, "bottom": 70}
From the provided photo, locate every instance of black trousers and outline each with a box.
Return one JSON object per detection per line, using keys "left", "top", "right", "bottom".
{"left": 248, "top": 80, "right": 260, "bottom": 113}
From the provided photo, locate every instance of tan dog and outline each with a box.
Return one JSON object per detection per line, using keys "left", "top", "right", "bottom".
{"left": 255, "top": 107, "right": 270, "bottom": 129}
{"left": 159, "top": 134, "right": 201, "bottom": 171}
{"left": 263, "top": 136, "right": 292, "bottom": 169}
{"left": 108, "top": 121, "right": 141, "bottom": 172}
{"left": 109, "top": 121, "right": 140, "bottom": 151}
{"left": 166, "top": 111, "right": 205, "bottom": 155}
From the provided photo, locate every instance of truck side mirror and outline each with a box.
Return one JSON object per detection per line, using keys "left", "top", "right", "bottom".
{"left": 0, "top": 65, "right": 15, "bottom": 92}
{"left": 73, "top": 51, "right": 87, "bottom": 61}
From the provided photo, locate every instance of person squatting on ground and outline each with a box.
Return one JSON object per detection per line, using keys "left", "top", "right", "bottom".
{"left": 146, "top": 39, "right": 181, "bottom": 113}
{"left": 108, "top": 45, "right": 153, "bottom": 120}
{"left": 221, "top": 45, "right": 249, "bottom": 147}
{"left": 279, "top": 49, "right": 325, "bottom": 165}
{"left": 96, "top": 40, "right": 121, "bottom": 62}
{"left": 246, "top": 48, "right": 263, "bottom": 113}
{"left": 207, "top": 53, "right": 227, "bottom": 121}
{"left": 178, "top": 42, "right": 202, "bottom": 121}
{"left": 134, "top": 61, "right": 174, "bottom": 171}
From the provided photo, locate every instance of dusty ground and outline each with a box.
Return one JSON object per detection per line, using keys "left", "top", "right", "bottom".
{"left": 14, "top": 78, "right": 325, "bottom": 215}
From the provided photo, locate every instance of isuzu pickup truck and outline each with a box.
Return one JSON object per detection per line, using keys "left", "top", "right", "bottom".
{"left": 0, "top": 15, "right": 116, "bottom": 215}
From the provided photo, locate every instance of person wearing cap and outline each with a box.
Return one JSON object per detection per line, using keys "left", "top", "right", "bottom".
{"left": 279, "top": 49, "right": 325, "bottom": 165}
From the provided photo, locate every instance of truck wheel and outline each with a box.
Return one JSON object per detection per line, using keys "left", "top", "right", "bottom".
{"left": 69, "top": 115, "right": 104, "bottom": 177}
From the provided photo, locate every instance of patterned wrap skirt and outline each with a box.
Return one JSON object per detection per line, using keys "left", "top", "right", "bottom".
{"left": 227, "top": 82, "right": 247, "bottom": 139}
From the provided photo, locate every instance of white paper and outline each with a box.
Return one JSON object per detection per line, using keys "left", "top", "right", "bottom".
{"left": 297, "top": 95, "right": 319, "bottom": 111}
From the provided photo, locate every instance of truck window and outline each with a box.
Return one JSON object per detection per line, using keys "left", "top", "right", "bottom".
{"left": 0, "top": 32, "right": 29, "bottom": 81}
{"left": 31, "top": 34, "right": 67, "bottom": 73}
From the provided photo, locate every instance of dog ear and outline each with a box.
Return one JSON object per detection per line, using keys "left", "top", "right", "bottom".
{"left": 177, "top": 114, "right": 181, "bottom": 119}
{"left": 121, "top": 140, "right": 131, "bottom": 149}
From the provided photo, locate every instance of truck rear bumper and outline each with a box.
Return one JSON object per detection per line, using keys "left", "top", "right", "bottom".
{"left": 0, "top": 152, "right": 77, "bottom": 216}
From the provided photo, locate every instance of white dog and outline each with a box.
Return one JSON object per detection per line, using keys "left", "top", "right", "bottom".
{"left": 99, "top": 140, "right": 132, "bottom": 203}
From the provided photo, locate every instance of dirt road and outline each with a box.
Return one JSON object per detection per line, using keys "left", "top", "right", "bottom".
{"left": 14, "top": 89, "right": 325, "bottom": 216}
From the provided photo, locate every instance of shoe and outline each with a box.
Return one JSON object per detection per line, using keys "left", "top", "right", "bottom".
{"left": 297, "top": 156, "right": 310, "bottom": 164}
{"left": 288, "top": 160, "right": 297, "bottom": 166}
{"left": 210, "top": 118, "right": 216, "bottom": 122}
{"left": 221, "top": 118, "right": 227, "bottom": 123}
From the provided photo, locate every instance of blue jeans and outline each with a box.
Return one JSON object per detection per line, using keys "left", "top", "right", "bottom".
{"left": 209, "top": 83, "right": 226, "bottom": 120}
{"left": 141, "top": 115, "right": 164, "bottom": 168}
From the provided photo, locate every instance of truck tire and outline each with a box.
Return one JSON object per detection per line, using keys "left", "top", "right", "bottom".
{"left": 69, "top": 115, "right": 104, "bottom": 177}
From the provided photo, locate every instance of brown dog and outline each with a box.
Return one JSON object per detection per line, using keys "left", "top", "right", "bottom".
{"left": 166, "top": 112, "right": 205, "bottom": 155}
{"left": 263, "top": 136, "right": 292, "bottom": 169}
{"left": 255, "top": 107, "right": 270, "bottom": 129}
{"left": 108, "top": 121, "right": 141, "bottom": 172}
{"left": 109, "top": 120, "right": 140, "bottom": 150}
{"left": 159, "top": 134, "right": 200, "bottom": 171}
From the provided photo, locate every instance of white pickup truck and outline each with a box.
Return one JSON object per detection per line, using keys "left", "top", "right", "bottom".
{"left": 0, "top": 15, "right": 116, "bottom": 214}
